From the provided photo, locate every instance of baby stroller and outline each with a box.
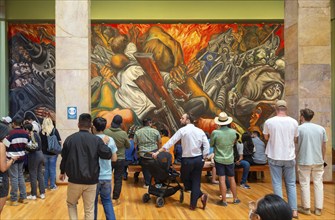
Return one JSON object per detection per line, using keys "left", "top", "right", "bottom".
{"left": 141, "top": 152, "right": 184, "bottom": 207}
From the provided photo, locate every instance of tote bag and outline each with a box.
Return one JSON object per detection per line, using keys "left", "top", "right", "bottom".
{"left": 47, "top": 128, "right": 62, "bottom": 154}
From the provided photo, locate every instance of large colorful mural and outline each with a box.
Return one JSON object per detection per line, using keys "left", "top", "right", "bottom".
{"left": 8, "top": 24, "right": 56, "bottom": 123}
{"left": 91, "top": 24, "right": 285, "bottom": 135}
{"left": 8, "top": 23, "right": 284, "bottom": 135}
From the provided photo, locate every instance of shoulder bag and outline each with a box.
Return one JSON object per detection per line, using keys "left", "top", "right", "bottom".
{"left": 47, "top": 128, "right": 62, "bottom": 154}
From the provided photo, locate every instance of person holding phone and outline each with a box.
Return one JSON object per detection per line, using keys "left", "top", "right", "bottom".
{"left": 296, "top": 108, "right": 328, "bottom": 216}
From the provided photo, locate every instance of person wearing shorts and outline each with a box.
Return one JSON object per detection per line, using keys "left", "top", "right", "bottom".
{"left": 210, "top": 112, "right": 241, "bottom": 207}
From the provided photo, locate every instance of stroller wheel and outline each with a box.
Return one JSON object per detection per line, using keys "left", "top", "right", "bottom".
{"left": 156, "top": 197, "right": 165, "bottom": 207}
{"left": 179, "top": 190, "right": 184, "bottom": 203}
{"left": 142, "top": 193, "right": 151, "bottom": 203}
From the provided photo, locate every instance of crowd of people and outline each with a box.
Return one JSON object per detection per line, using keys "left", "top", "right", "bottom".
{"left": 0, "top": 99, "right": 328, "bottom": 220}
{"left": 0, "top": 114, "right": 61, "bottom": 217}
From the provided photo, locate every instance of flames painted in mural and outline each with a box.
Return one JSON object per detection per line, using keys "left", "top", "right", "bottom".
{"left": 91, "top": 24, "right": 285, "bottom": 136}
{"left": 7, "top": 23, "right": 284, "bottom": 136}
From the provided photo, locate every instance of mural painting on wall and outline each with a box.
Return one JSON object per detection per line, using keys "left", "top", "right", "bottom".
{"left": 8, "top": 24, "right": 56, "bottom": 123}
{"left": 91, "top": 23, "right": 284, "bottom": 136}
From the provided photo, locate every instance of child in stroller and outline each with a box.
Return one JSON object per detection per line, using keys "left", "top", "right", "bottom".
{"left": 141, "top": 151, "right": 184, "bottom": 207}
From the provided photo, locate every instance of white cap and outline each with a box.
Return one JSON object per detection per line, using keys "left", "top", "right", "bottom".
{"left": 1, "top": 116, "right": 12, "bottom": 124}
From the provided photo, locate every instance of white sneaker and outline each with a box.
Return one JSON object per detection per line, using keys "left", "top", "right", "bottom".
{"left": 40, "top": 194, "right": 45, "bottom": 199}
{"left": 50, "top": 186, "right": 58, "bottom": 191}
{"left": 219, "top": 194, "right": 233, "bottom": 198}
{"left": 27, "top": 195, "right": 37, "bottom": 200}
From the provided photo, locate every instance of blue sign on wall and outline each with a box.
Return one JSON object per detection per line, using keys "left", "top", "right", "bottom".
{"left": 67, "top": 107, "right": 77, "bottom": 120}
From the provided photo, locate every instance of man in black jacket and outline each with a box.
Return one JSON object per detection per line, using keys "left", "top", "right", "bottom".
{"left": 59, "top": 113, "right": 112, "bottom": 219}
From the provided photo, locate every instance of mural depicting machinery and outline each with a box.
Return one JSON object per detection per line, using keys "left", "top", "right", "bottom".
{"left": 8, "top": 23, "right": 284, "bottom": 136}
{"left": 8, "top": 25, "right": 56, "bottom": 122}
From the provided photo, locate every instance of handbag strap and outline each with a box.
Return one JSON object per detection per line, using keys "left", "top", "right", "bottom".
{"left": 50, "top": 128, "right": 55, "bottom": 136}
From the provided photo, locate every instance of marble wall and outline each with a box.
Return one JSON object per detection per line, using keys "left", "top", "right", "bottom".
{"left": 52, "top": 0, "right": 332, "bottom": 182}
{"left": 55, "top": 0, "right": 91, "bottom": 183}
{"left": 285, "top": 0, "right": 332, "bottom": 181}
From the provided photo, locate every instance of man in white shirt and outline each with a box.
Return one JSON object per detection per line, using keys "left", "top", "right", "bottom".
{"left": 152, "top": 113, "right": 210, "bottom": 211}
{"left": 263, "top": 100, "right": 299, "bottom": 218}
{"left": 296, "top": 108, "right": 327, "bottom": 216}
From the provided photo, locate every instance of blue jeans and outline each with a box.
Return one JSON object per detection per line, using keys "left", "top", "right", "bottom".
{"left": 28, "top": 151, "right": 45, "bottom": 196}
{"left": 44, "top": 154, "right": 58, "bottom": 188}
{"left": 226, "top": 160, "right": 250, "bottom": 189}
{"left": 94, "top": 180, "right": 115, "bottom": 220}
{"left": 268, "top": 158, "right": 297, "bottom": 210}
{"left": 235, "top": 160, "right": 250, "bottom": 184}
{"left": 8, "top": 162, "right": 27, "bottom": 201}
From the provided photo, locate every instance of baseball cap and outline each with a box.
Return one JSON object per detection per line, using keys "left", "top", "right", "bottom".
{"left": 111, "top": 115, "right": 123, "bottom": 128}
{"left": 276, "top": 100, "right": 287, "bottom": 108}
{"left": 1, "top": 116, "right": 12, "bottom": 124}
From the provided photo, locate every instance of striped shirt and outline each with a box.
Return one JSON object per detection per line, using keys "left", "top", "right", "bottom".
{"left": 5, "top": 128, "right": 29, "bottom": 163}
{"left": 134, "top": 126, "right": 161, "bottom": 157}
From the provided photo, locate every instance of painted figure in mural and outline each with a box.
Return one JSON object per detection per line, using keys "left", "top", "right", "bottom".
{"left": 7, "top": 24, "right": 285, "bottom": 139}
{"left": 110, "top": 35, "right": 156, "bottom": 120}
{"left": 91, "top": 27, "right": 140, "bottom": 130}
{"left": 134, "top": 26, "right": 210, "bottom": 131}
{"left": 9, "top": 27, "right": 56, "bottom": 122}
{"left": 91, "top": 26, "right": 208, "bottom": 132}
{"left": 90, "top": 24, "right": 285, "bottom": 135}
{"left": 195, "top": 25, "right": 285, "bottom": 131}
{"left": 227, "top": 65, "right": 284, "bottom": 122}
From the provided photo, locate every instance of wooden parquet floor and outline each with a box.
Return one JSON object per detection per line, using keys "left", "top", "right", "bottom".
{"left": 1, "top": 170, "right": 334, "bottom": 220}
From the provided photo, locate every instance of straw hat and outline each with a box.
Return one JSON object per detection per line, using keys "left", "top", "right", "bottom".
{"left": 214, "top": 112, "right": 233, "bottom": 126}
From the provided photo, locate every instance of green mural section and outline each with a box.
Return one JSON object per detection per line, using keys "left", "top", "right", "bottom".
{"left": 0, "top": 21, "right": 8, "bottom": 116}
{"left": 91, "top": 1, "right": 284, "bottom": 21}
{"left": 5, "top": 0, "right": 284, "bottom": 20}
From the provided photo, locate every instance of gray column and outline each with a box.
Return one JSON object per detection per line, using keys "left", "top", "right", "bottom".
{"left": 285, "top": 0, "right": 332, "bottom": 181}
{"left": 0, "top": 0, "right": 8, "bottom": 116}
{"left": 55, "top": 0, "right": 91, "bottom": 182}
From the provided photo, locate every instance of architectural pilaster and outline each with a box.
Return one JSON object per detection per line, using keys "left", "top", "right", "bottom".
{"left": 0, "top": 0, "right": 8, "bottom": 116}
{"left": 55, "top": 0, "right": 91, "bottom": 182}
{"left": 285, "top": 0, "right": 332, "bottom": 181}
